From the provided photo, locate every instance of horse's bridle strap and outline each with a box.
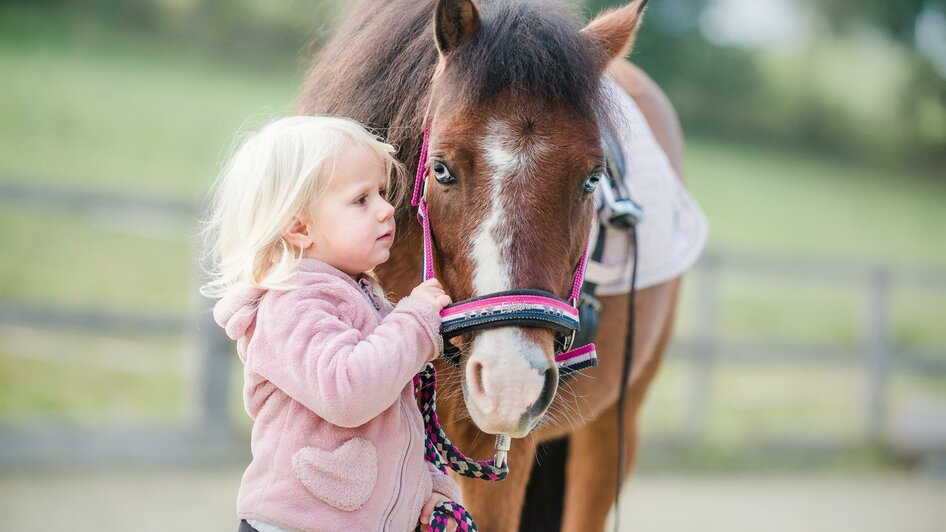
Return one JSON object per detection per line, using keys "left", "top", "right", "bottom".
{"left": 441, "top": 293, "right": 579, "bottom": 335}
{"left": 444, "top": 292, "right": 578, "bottom": 317}
{"left": 555, "top": 344, "right": 598, "bottom": 375}
{"left": 443, "top": 311, "right": 576, "bottom": 337}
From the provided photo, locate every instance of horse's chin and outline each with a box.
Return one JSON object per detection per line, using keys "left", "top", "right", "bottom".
{"left": 467, "top": 412, "right": 534, "bottom": 438}
{"left": 460, "top": 328, "right": 558, "bottom": 438}
{"left": 462, "top": 391, "right": 537, "bottom": 438}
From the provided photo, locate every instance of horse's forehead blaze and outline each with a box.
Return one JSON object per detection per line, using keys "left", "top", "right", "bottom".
{"left": 430, "top": 102, "right": 599, "bottom": 296}
{"left": 459, "top": 114, "right": 583, "bottom": 294}
{"left": 480, "top": 118, "right": 549, "bottom": 181}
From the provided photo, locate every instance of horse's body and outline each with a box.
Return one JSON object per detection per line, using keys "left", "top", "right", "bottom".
{"left": 297, "top": 1, "right": 687, "bottom": 529}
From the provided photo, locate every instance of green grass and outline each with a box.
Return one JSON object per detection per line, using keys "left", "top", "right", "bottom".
{"left": 0, "top": 9, "right": 944, "bottom": 466}
{"left": 685, "top": 139, "right": 946, "bottom": 268}
{"left": 0, "top": 9, "right": 300, "bottom": 199}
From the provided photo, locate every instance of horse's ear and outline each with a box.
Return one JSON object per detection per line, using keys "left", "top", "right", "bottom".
{"left": 581, "top": 0, "right": 647, "bottom": 63}
{"left": 433, "top": 0, "right": 481, "bottom": 56}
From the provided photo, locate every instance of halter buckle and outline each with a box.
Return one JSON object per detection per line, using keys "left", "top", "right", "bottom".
{"left": 558, "top": 329, "right": 577, "bottom": 354}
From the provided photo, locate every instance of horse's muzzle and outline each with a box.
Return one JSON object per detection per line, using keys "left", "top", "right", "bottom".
{"left": 462, "top": 328, "right": 558, "bottom": 437}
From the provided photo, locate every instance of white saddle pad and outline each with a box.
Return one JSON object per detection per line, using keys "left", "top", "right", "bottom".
{"left": 586, "top": 77, "right": 708, "bottom": 295}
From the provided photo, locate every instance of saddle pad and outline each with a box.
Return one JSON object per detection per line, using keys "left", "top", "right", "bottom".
{"left": 586, "top": 77, "right": 708, "bottom": 295}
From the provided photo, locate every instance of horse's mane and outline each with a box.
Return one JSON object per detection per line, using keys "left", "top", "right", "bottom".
{"left": 296, "top": 0, "right": 439, "bottom": 180}
{"left": 440, "top": 1, "right": 605, "bottom": 116}
{"left": 297, "top": 0, "right": 607, "bottom": 216}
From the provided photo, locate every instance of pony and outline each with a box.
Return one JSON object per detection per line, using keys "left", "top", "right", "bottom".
{"left": 297, "top": 0, "right": 687, "bottom": 529}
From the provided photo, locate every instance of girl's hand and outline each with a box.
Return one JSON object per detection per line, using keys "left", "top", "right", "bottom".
{"left": 418, "top": 491, "right": 457, "bottom": 532}
{"left": 411, "top": 278, "right": 452, "bottom": 310}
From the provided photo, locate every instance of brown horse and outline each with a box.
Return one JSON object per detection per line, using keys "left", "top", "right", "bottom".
{"left": 297, "top": 0, "right": 685, "bottom": 529}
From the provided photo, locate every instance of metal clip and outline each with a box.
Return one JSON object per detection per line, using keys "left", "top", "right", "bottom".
{"left": 599, "top": 174, "right": 642, "bottom": 229}
{"left": 494, "top": 434, "right": 511, "bottom": 467}
{"left": 558, "top": 329, "right": 577, "bottom": 354}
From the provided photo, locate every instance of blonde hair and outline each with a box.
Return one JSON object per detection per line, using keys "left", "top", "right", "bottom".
{"left": 200, "top": 115, "right": 405, "bottom": 299}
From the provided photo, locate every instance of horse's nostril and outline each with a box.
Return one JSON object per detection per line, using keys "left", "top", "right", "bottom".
{"left": 467, "top": 360, "right": 498, "bottom": 414}
{"left": 530, "top": 365, "right": 558, "bottom": 417}
{"left": 470, "top": 361, "right": 486, "bottom": 396}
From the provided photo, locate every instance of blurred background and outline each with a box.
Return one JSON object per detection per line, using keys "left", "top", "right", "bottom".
{"left": 1, "top": 0, "right": 944, "bottom": 530}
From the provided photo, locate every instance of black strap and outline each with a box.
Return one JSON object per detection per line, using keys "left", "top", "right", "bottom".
{"left": 584, "top": 221, "right": 607, "bottom": 295}
{"left": 613, "top": 226, "right": 638, "bottom": 532}
{"left": 588, "top": 138, "right": 639, "bottom": 530}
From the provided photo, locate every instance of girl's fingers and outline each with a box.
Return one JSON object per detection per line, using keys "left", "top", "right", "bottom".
{"left": 420, "top": 497, "right": 436, "bottom": 525}
{"left": 422, "top": 278, "right": 443, "bottom": 289}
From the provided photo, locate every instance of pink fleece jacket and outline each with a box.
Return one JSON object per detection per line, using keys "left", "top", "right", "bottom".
{"left": 213, "top": 258, "right": 462, "bottom": 531}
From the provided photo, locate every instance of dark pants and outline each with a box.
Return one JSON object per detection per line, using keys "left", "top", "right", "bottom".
{"left": 237, "top": 520, "right": 259, "bottom": 532}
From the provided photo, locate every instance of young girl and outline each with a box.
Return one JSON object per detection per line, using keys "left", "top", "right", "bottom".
{"left": 202, "top": 115, "right": 462, "bottom": 532}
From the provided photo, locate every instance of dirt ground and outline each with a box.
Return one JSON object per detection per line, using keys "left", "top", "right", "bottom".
{"left": 1, "top": 469, "right": 943, "bottom": 531}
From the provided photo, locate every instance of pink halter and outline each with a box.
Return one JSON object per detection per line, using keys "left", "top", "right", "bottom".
{"left": 411, "top": 126, "right": 597, "bottom": 376}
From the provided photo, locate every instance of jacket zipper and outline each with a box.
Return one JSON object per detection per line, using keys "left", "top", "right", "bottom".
{"left": 380, "top": 399, "right": 412, "bottom": 530}
{"left": 358, "top": 277, "right": 381, "bottom": 311}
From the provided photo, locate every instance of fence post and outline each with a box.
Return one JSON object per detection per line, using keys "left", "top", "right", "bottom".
{"left": 686, "top": 251, "right": 719, "bottom": 441}
{"left": 192, "top": 245, "right": 234, "bottom": 438}
{"left": 197, "top": 298, "right": 234, "bottom": 436}
{"left": 865, "top": 267, "right": 891, "bottom": 444}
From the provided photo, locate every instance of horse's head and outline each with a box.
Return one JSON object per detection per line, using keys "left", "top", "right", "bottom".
{"left": 422, "top": 0, "right": 646, "bottom": 437}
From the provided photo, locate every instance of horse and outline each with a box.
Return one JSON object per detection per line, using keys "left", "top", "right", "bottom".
{"left": 297, "top": 0, "right": 690, "bottom": 529}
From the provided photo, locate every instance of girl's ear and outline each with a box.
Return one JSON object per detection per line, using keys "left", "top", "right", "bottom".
{"left": 283, "top": 215, "right": 314, "bottom": 252}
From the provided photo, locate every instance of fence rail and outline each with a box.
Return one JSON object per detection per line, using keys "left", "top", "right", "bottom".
{"left": 0, "top": 181, "right": 198, "bottom": 216}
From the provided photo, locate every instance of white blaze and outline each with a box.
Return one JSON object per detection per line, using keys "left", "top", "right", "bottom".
{"left": 471, "top": 119, "right": 547, "bottom": 294}
{"left": 465, "top": 119, "right": 551, "bottom": 434}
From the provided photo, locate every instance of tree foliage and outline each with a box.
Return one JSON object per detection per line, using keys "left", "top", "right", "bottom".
{"left": 815, "top": 0, "right": 931, "bottom": 41}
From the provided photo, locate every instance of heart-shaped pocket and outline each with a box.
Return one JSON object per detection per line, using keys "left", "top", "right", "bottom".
{"left": 291, "top": 437, "right": 378, "bottom": 511}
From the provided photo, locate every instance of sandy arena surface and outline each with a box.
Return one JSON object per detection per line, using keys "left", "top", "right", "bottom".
{"left": 1, "top": 469, "right": 943, "bottom": 531}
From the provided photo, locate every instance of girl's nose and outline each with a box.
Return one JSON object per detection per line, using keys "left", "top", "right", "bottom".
{"left": 378, "top": 199, "right": 395, "bottom": 221}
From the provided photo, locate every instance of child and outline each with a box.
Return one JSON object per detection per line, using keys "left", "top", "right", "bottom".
{"left": 202, "top": 116, "right": 462, "bottom": 532}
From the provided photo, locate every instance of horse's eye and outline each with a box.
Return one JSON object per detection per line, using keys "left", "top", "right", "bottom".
{"left": 582, "top": 171, "right": 602, "bottom": 194}
{"left": 432, "top": 161, "right": 456, "bottom": 185}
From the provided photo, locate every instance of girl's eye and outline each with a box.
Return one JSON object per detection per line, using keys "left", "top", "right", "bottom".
{"left": 431, "top": 161, "right": 456, "bottom": 185}
{"left": 582, "top": 170, "right": 603, "bottom": 194}
{"left": 355, "top": 195, "right": 367, "bottom": 205}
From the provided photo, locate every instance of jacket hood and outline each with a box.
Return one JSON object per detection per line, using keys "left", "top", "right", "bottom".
{"left": 213, "top": 285, "right": 266, "bottom": 347}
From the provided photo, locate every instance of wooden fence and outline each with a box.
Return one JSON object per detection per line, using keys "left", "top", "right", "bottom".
{"left": 1, "top": 182, "right": 944, "bottom": 466}
{"left": 669, "top": 250, "right": 946, "bottom": 449}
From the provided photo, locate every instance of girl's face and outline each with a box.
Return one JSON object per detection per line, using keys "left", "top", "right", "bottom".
{"left": 300, "top": 144, "right": 396, "bottom": 276}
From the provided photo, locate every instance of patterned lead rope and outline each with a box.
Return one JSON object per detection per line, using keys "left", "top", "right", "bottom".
{"left": 412, "top": 362, "right": 508, "bottom": 531}
{"left": 414, "top": 501, "right": 477, "bottom": 532}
